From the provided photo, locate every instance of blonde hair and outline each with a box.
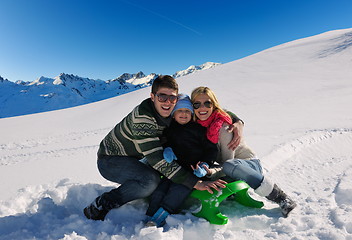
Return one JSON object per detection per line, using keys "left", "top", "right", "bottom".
{"left": 191, "top": 86, "right": 229, "bottom": 120}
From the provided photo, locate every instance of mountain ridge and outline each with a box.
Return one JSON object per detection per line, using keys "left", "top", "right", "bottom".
{"left": 0, "top": 62, "right": 220, "bottom": 118}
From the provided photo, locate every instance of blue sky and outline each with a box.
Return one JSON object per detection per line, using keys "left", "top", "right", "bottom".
{"left": 1, "top": 0, "right": 352, "bottom": 82}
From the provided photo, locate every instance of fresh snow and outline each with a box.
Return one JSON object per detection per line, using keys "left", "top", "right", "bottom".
{"left": 1, "top": 28, "right": 352, "bottom": 239}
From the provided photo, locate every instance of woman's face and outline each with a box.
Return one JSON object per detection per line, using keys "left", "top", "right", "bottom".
{"left": 193, "top": 93, "right": 214, "bottom": 121}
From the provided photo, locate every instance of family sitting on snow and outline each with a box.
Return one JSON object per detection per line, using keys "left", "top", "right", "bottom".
{"left": 83, "top": 75, "right": 296, "bottom": 227}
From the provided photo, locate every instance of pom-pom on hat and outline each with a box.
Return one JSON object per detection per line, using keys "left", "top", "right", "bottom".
{"left": 171, "top": 93, "right": 194, "bottom": 116}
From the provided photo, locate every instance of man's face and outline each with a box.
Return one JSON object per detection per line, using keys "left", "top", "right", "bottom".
{"left": 150, "top": 87, "right": 178, "bottom": 118}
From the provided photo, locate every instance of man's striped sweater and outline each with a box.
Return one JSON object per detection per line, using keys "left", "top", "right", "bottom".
{"left": 97, "top": 98, "right": 198, "bottom": 189}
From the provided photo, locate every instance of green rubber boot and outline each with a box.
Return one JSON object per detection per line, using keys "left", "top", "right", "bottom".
{"left": 190, "top": 180, "right": 264, "bottom": 225}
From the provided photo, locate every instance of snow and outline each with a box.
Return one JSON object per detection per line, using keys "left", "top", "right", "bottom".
{"left": 1, "top": 28, "right": 352, "bottom": 239}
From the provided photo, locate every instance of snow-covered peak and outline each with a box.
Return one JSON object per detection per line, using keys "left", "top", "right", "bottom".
{"left": 108, "top": 71, "right": 146, "bottom": 84}
{"left": 125, "top": 73, "right": 157, "bottom": 85}
{"left": 173, "top": 62, "right": 221, "bottom": 78}
{"left": 15, "top": 80, "right": 30, "bottom": 85}
{"left": 53, "top": 73, "right": 97, "bottom": 86}
{"left": 199, "top": 62, "right": 222, "bottom": 70}
{"left": 53, "top": 74, "right": 65, "bottom": 85}
{"left": 28, "top": 76, "right": 53, "bottom": 86}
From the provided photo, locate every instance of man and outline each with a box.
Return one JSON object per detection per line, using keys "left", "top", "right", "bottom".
{"left": 84, "top": 75, "right": 226, "bottom": 221}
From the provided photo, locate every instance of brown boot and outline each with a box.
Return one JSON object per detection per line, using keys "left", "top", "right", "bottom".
{"left": 266, "top": 184, "right": 297, "bottom": 217}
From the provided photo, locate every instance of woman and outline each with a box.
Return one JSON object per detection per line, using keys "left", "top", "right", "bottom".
{"left": 191, "top": 86, "right": 296, "bottom": 217}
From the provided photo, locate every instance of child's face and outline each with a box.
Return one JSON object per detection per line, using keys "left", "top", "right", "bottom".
{"left": 174, "top": 108, "right": 192, "bottom": 125}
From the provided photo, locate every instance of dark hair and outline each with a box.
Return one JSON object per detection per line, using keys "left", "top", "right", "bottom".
{"left": 151, "top": 75, "right": 178, "bottom": 94}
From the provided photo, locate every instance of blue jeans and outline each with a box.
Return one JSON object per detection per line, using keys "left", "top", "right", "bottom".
{"left": 146, "top": 178, "right": 192, "bottom": 216}
{"left": 97, "top": 155, "right": 161, "bottom": 209}
{"left": 222, "top": 159, "right": 263, "bottom": 189}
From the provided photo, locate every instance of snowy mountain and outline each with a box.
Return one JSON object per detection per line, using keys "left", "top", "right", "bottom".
{"left": 1, "top": 28, "right": 352, "bottom": 239}
{"left": 0, "top": 63, "right": 220, "bottom": 118}
{"left": 172, "top": 62, "right": 221, "bottom": 78}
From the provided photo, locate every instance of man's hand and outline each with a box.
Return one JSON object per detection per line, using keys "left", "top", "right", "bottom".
{"left": 194, "top": 179, "right": 227, "bottom": 194}
{"left": 227, "top": 121, "right": 244, "bottom": 151}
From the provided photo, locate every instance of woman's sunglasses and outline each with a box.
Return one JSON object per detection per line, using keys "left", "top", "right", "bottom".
{"left": 154, "top": 93, "right": 178, "bottom": 103}
{"left": 192, "top": 101, "right": 213, "bottom": 109}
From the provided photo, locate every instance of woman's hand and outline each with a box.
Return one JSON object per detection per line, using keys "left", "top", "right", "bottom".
{"left": 194, "top": 179, "right": 227, "bottom": 194}
{"left": 227, "top": 121, "right": 244, "bottom": 151}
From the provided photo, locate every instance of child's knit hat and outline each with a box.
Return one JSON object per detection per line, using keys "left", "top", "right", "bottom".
{"left": 171, "top": 93, "right": 194, "bottom": 116}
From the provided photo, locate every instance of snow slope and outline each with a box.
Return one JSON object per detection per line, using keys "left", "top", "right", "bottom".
{"left": 1, "top": 28, "right": 352, "bottom": 239}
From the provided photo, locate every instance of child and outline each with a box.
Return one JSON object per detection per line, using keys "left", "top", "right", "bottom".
{"left": 164, "top": 94, "right": 219, "bottom": 172}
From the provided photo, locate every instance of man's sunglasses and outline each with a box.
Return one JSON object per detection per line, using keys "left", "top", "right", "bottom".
{"left": 154, "top": 93, "right": 178, "bottom": 103}
{"left": 192, "top": 101, "right": 213, "bottom": 109}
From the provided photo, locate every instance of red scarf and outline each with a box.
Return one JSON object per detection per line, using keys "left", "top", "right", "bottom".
{"left": 197, "top": 110, "right": 232, "bottom": 144}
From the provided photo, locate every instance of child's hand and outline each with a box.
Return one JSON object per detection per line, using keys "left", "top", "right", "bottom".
{"left": 192, "top": 162, "right": 209, "bottom": 177}
{"left": 163, "top": 147, "right": 178, "bottom": 163}
{"left": 201, "top": 162, "right": 211, "bottom": 176}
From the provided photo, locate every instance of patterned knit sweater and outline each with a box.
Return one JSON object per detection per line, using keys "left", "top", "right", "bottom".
{"left": 97, "top": 98, "right": 199, "bottom": 189}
